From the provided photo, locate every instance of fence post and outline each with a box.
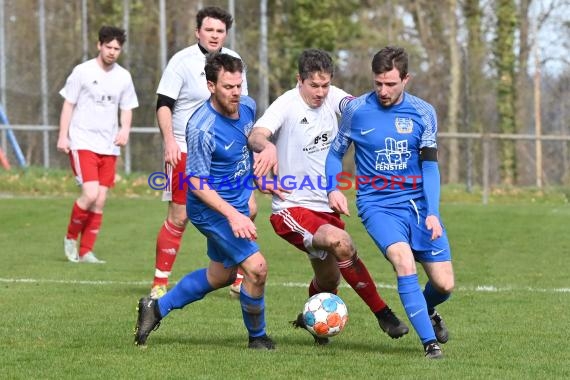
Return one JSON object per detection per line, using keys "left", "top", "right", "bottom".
{"left": 482, "top": 135, "right": 490, "bottom": 205}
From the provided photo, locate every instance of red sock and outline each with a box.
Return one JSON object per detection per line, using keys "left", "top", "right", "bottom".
{"left": 308, "top": 277, "right": 338, "bottom": 297}
{"left": 66, "top": 202, "right": 90, "bottom": 240}
{"left": 153, "top": 219, "right": 185, "bottom": 286}
{"left": 79, "top": 212, "right": 102, "bottom": 256}
{"left": 338, "top": 254, "right": 387, "bottom": 313}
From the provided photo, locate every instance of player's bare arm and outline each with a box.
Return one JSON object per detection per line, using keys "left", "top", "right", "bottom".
{"left": 189, "top": 176, "right": 257, "bottom": 240}
{"left": 114, "top": 109, "right": 132, "bottom": 146}
{"left": 327, "top": 190, "right": 350, "bottom": 216}
{"left": 57, "top": 101, "right": 75, "bottom": 154}
{"left": 248, "top": 127, "right": 278, "bottom": 177}
{"left": 156, "top": 104, "right": 181, "bottom": 166}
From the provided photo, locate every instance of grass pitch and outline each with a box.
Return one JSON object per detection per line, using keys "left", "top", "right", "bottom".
{"left": 0, "top": 192, "right": 569, "bottom": 379}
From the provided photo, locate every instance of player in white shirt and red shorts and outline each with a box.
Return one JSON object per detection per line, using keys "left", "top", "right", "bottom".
{"left": 150, "top": 6, "right": 252, "bottom": 299}
{"left": 57, "top": 26, "right": 138, "bottom": 264}
{"left": 248, "top": 49, "right": 409, "bottom": 345}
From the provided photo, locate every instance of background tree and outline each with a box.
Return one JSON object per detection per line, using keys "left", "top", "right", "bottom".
{"left": 494, "top": 0, "right": 518, "bottom": 185}
{"left": 445, "top": 0, "right": 461, "bottom": 183}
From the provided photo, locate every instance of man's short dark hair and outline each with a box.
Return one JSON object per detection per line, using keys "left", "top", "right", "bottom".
{"left": 197, "top": 6, "right": 233, "bottom": 31}
{"left": 371, "top": 46, "right": 408, "bottom": 79}
{"left": 98, "top": 26, "right": 126, "bottom": 46}
{"left": 205, "top": 53, "right": 243, "bottom": 83}
{"left": 298, "top": 49, "right": 335, "bottom": 81}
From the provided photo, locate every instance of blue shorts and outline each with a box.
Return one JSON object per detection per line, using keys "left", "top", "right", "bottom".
{"left": 188, "top": 207, "right": 259, "bottom": 268}
{"left": 360, "top": 198, "right": 451, "bottom": 263}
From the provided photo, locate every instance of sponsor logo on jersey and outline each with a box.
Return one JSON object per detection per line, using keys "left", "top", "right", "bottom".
{"left": 375, "top": 137, "right": 412, "bottom": 171}
{"left": 395, "top": 117, "right": 413, "bottom": 134}
{"left": 300, "top": 117, "right": 309, "bottom": 125}
{"left": 302, "top": 133, "right": 330, "bottom": 153}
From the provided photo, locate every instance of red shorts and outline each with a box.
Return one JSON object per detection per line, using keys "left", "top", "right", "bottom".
{"left": 69, "top": 150, "right": 117, "bottom": 187}
{"left": 162, "top": 152, "right": 188, "bottom": 205}
{"left": 270, "top": 207, "right": 345, "bottom": 259}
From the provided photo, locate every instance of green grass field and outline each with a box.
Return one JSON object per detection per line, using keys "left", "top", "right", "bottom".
{"left": 1, "top": 187, "right": 569, "bottom": 379}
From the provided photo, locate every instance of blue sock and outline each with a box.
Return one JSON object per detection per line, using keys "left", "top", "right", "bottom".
{"left": 158, "top": 268, "right": 214, "bottom": 317}
{"left": 398, "top": 274, "right": 436, "bottom": 344}
{"left": 239, "top": 287, "right": 266, "bottom": 338}
{"left": 423, "top": 281, "right": 451, "bottom": 315}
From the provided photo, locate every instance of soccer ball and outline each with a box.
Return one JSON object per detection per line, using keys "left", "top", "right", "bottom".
{"left": 302, "top": 292, "right": 348, "bottom": 338}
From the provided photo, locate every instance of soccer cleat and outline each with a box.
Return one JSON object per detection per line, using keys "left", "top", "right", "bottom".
{"left": 78, "top": 252, "right": 106, "bottom": 264}
{"left": 430, "top": 310, "right": 449, "bottom": 344}
{"left": 291, "top": 313, "right": 330, "bottom": 346}
{"left": 376, "top": 306, "right": 410, "bottom": 339}
{"left": 229, "top": 273, "right": 244, "bottom": 298}
{"left": 248, "top": 334, "right": 276, "bottom": 350}
{"left": 134, "top": 297, "right": 162, "bottom": 346}
{"left": 150, "top": 285, "right": 167, "bottom": 300}
{"left": 64, "top": 237, "right": 79, "bottom": 262}
{"left": 424, "top": 341, "right": 444, "bottom": 359}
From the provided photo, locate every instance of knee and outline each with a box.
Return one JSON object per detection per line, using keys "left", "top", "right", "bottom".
{"left": 330, "top": 232, "right": 356, "bottom": 262}
{"left": 246, "top": 261, "right": 268, "bottom": 287}
{"left": 318, "top": 275, "right": 341, "bottom": 292}
{"left": 168, "top": 206, "right": 188, "bottom": 228}
{"left": 81, "top": 190, "right": 98, "bottom": 207}
{"left": 432, "top": 277, "right": 455, "bottom": 294}
{"left": 93, "top": 197, "right": 107, "bottom": 211}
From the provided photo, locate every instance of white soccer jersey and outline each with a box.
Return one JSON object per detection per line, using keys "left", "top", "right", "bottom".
{"left": 60, "top": 59, "right": 139, "bottom": 156}
{"left": 156, "top": 44, "right": 248, "bottom": 153}
{"left": 254, "top": 85, "right": 350, "bottom": 212}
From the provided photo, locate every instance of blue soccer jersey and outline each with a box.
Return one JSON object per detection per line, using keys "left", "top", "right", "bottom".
{"left": 326, "top": 91, "right": 438, "bottom": 212}
{"left": 185, "top": 96, "right": 256, "bottom": 214}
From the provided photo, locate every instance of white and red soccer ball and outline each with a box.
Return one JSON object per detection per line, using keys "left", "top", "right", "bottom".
{"left": 302, "top": 292, "right": 349, "bottom": 338}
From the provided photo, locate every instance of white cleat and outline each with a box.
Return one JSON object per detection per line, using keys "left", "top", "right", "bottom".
{"left": 79, "top": 252, "right": 106, "bottom": 264}
{"left": 64, "top": 237, "right": 79, "bottom": 262}
{"left": 229, "top": 273, "right": 243, "bottom": 298}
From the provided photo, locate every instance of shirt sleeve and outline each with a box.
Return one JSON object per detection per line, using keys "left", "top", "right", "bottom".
{"left": 156, "top": 59, "right": 184, "bottom": 100}
{"left": 186, "top": 118, "right": 216, "bottom": 178}
{"left": 419, "top": 104, "right": 438, "bottom": 148}
{"left": 328, "top": 86, "right": 353, "bottom": 115}
{"left": 253, "top": 92, "right": 288, "bottom": 134}
{"left": 119, "top": 72, "right": 139, "bottom": 110}
{"left": 59, "top": 67, "right": 82, "bottom": 104}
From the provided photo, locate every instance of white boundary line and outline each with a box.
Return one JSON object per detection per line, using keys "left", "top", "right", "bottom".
{"left": 1, "top": 278, "right": 568, "bottom": 293}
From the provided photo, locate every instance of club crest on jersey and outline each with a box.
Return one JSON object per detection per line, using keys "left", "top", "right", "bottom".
{"left": 395, "top": 117, "right": 413, "bottom": 134}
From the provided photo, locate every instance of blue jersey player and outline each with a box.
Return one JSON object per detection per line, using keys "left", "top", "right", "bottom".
{"left": 325, "top": 46, "right": 454, "bottom": 359}
{"left": 135, "top": 53, "right": 275, "bottom": 350}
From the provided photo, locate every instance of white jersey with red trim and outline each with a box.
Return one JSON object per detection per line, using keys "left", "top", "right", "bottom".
{"left": 156, "top": 43, "right": 248, "bottom": 153}
{"left": 60, "top": 58, "right": 139, "bottom": 156}
{"left": 254, "top": 85, "right": 351, "bottom": 212}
